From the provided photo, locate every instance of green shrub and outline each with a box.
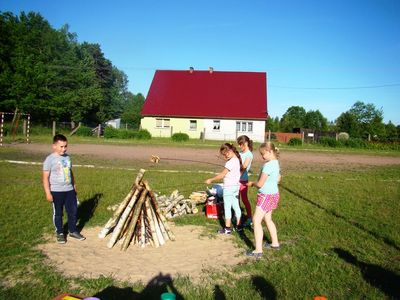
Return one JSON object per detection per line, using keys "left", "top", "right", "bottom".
{"left": 135, "top": 129, "right": 151, "bottom": 140}
{"left": 103, "top": 127, "right": 151, "bottom": 140}
{"left": 319, "top": 137, "right": 340, "bottom": 147}
{"left": 171, "top": 132, "right": 189, "bottom": 142}
{"left": 75, "top": 126, "right": 93, "bottom": 137}
{"left": 343, "top": 138, "right": 367, "bottom": 148}
{"left": 287, "top": 137, "right": 302, "bottom": 146}
{"left": 103, "top": 126, "right": 119, "bottom": 138}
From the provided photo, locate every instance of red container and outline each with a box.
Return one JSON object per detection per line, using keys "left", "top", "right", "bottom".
{"left": 206, "top": 202, "right": 223, "bottom": 219}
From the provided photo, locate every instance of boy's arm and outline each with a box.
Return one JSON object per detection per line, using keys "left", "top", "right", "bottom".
{"left": 42, "top": 171, "right": 53, "bottom": 202}
{"left": 71, "top": 169, "right": 77, "bottom": 194}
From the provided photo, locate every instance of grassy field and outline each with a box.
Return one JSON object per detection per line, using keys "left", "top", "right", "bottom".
{"left": 0, "top": 143, "right": 399, "bottom": 299}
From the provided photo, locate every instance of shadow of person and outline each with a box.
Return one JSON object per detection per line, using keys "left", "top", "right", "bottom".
{"left": 333, "top": 248, "right": 400, "bottom": 299}
{"left": 251, "top": 275, "right": 277, "bottom": 300}
{"left": 139, "top": 272, "right": 184, "bottom": 300}
{"left": 214, "top": 284, "right": 226, "bottom": 300}
{"left": 93, "top": 285, "right": 139, "bottom": 300}
{"left": 62, "top": 193, "right": 102, "bottom": 234}
{"left": 77, "top": 193, "right": 102, "bottom": 230}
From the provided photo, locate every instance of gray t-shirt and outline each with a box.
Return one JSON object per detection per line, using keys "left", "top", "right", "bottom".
{"left": 43, "top": 153, "right": 74, "bottom": 192}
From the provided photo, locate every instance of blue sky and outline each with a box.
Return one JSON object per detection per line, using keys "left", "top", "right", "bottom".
{"left": 1, "top": 0, "right": 399, "bottom": 124}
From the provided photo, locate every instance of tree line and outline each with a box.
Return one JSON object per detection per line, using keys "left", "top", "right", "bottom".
{"left": 0, "top": 11, "right": 143, "bottom": 128}
{"left": 267, "top": 102, "right": 398, "bottom": 141}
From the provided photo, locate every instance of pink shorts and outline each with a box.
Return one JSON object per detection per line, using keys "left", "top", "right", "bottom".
{"left": 256, "top": 193, "right": 280, "bottom": 212}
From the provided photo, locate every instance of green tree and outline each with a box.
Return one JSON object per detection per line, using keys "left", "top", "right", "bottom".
{"left": 385, "top": 121, "right": 398, "bottom": 141}
{"left": 349, "top": 101, "right": 385, "bottom": 139}
{"left": 280, "top": 106, "right": 306, "bottom": 132}
{"left": 304, "top": 110, "right": 328, "bottom": 131}
{"left": 265, "top": 116, "right": 280, "bottom": 132}
{"left": 121, "top": 93, "right": 145, "bottom": 129}
{"left": 336, "top": 111, "right": 359, "bottom": 137}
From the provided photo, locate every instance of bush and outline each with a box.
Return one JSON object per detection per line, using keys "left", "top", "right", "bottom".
{"left": 171, "top": 132, "right": 189, "bottom": 142}
{"left": 103, "top": 126, "right": 119, "bottom": 138}
{"left": 135, "top": 129, "right": 151, "bottom": 140}
{"left": 75, "top": 126, "right": 93, "bottom": 137}
{"left": 343, "top": 138, "right": 367, "bottom": 148}
{"left": 287, "top": 138, "right": 302, "bottom": 146}
{"left": 104, "top": 127, "right": 151, "bottom": 140}
{"left": 319, "top": 137, "right": 340, "bottom": 147}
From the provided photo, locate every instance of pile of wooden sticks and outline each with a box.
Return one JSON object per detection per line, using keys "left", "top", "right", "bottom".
{"left": 98, "top": 169, "right": 175, "bottom": 250}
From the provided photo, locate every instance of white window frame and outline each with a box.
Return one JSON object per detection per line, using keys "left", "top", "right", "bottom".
{"left": 155, "top": 118, "right": 170, "bottom": 128}
{"left": 213, "top": 120, "right": 220, "bottom": 131}
{"left": 189, "top": 120, "right": 197, "bottom": 130}
{"left": 236, "top": 121, "right": 253, "bottom": 133}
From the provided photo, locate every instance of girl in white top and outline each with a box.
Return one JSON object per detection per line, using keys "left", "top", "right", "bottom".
{"left": 206, "top": 143, "right": 242, "bottom": 234}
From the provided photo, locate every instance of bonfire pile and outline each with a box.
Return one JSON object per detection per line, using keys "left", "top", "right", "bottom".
{"left": 156, "top": 190, "right": 207, "bottom": 218}
{"left": 98, "top": 169, "right": 175, "bottom": 250}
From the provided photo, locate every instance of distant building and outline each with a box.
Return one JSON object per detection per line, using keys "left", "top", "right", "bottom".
{"left": 141, "top": 69, "right": 268, "bottom": 142}
{"left": 106, "top": 118, "right": 121, "bottom": 129}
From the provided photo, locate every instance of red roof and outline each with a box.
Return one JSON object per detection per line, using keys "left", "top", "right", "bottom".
{"left": 141, "top": 70, "right": 267, "bottom": 120}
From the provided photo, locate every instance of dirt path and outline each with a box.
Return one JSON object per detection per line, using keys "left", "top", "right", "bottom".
{"left": 14, "top": 142, "right": 400, "bottom": 171}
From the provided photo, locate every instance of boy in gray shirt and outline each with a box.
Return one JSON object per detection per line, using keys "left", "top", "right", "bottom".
{"left": 42, "top": 134, "right": 86, "bottom": 244}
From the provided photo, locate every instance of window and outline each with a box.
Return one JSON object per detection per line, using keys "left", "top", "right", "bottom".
{"left": 236, "top": 121, "right": 253, "bottom": 133}
{"left": 156, "top": 118, "right": 170, "bottom": 128}
{"left": 189, "top": 120, "right": 197, "bottom": 130}
{"left": 213, "top": 120, "right": 220, "bottom": 131}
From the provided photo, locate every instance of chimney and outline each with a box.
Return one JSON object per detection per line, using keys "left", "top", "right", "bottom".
{"left": 189, "top": 67, "right": 194, "bottom": 74}
{"left": 209, "top": 67, "right": 214, "bottom": 74}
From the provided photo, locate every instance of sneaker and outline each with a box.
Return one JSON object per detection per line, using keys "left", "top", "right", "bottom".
{"left": 69, "top": 231, "right": 86, "bottom": 241}
{"left": 264, "top": 243, "right": 280, "bottom": 250}
{"left": 56, "top": 233, "right": 66, "bottom": 244}
{"left": 217, "top": 227, "right": 232, "bottom": 235}
{"left": 245, "top": 250, "right": 263, "bottom": 259}
{"left": 235, "top": 224, "right": 244, "bottom": 232}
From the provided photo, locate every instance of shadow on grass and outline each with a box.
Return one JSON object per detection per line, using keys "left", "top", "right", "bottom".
{"left": 93, "top": 272, "right": 184, "bottom": 300}
{"left": 281, "top": 184, "right": 400, "bottom": 251}
{"left": 214, "top": 284, "right": 226, "bottom": 300}
{"left": 77, "top": 193, "right": 102, "bottom": 230}
{"left": 251, "top": 276, "right": 277, "bottom": 300}
{"left": 333, "top": 248, "right": 400, "bottom": 299}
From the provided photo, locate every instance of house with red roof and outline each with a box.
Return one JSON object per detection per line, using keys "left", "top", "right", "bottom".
{"left": 140, "top": 68, "right": 267, "bottom": 142}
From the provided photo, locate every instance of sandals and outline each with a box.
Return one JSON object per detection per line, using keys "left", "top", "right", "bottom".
{"left": 245, "top": 250, "right": 263, "bottom": 258}
{"left": 265, "top": 243, "right": 280, "bottom": 250}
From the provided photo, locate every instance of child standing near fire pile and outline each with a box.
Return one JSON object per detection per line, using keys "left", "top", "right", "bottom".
{"left": 42, "top": 134, "right": 86, "bottom": 244}
{"left": 237, "top": 135, "right": 254, "bottom": 228}
{"left": 246, "top": 142, "right": 281, "bottom": 258}
{"left": 205, "top": 143, "right": 242, "bottom": 234}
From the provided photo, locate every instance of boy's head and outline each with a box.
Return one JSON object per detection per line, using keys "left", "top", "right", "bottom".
{"left": 52, "top": 134, "right": 68, "bottom": 156}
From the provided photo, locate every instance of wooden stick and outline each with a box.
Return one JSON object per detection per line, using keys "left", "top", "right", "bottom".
{"left": 145, "top": 198, "right": 159, "bottom": 247}
{"left": 148, "top": 189, "right": 176, "bottom": 241}
{"left": 98, "top": 186, "right": 136, "bottom": 238}
{"left": 121, "top": 186, "right": 148, "bottom": 251}
{"left": 107, "top": 186, "right": 143, "bottom": 248}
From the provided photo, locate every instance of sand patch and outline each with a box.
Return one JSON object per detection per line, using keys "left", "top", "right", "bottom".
{"left": 37, "top": 224, "right": 247, "bottom": 284}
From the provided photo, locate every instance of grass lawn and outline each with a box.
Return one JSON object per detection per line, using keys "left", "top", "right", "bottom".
{"left": 0, "top": 143, "right": 399, "bottom": 299}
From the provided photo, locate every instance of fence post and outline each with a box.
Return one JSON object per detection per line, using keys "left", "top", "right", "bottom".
{"left": 26, "top": 114, "right": 30, "bottom": 144}
{"left": 52, "top": 121, "right": 56, "bottom": 136}
{"left": 268, "top": 130, "right": 271, "bottom": 142}
{"left": 0, "top": 113, "right": 4, "bottom": 147}
{"left": 97, "top": 124, "right": 101, "bottom": 138}
{"left": 202, "top": 128, "right": 206, "bottom": 142}
{"left": 301, "top": 132, "right": 304, "bottom": 145}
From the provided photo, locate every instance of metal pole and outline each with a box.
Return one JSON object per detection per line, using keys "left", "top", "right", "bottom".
{"left": 0, "top": 113, "right": 4, "bottom": 147}
{"left": 26, "top": 114, "right": 30, "bottom": 144}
